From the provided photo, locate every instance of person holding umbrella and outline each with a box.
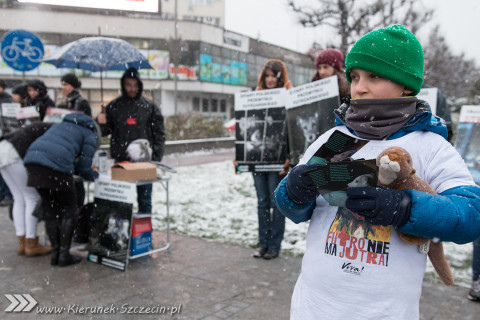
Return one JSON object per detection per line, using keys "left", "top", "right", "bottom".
{"left": 56, "top": 73, "right": 91, "bottom": 116}
{"left": 97, "top": 67, "right": 165, "bottom": 214}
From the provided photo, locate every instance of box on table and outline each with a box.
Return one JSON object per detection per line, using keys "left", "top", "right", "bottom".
{"left": 111, "top": 162, "right": 157, "bottom": 182}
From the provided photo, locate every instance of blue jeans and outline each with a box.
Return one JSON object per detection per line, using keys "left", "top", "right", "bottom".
{"left": 137, "top": 184, "right": 152, "bottom": 214}
{"left": 473, "top": 236, "right": 480, "bottom": 281}
{"left": 0, "top": 173, "right": 12, "bottom": 200}
{"left": 252, "top": 172, "right": 285, "bottom": 252}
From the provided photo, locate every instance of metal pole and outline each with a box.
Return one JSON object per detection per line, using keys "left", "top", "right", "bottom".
{"left": 173, "top": 0, "right": 178, "bottom": 115}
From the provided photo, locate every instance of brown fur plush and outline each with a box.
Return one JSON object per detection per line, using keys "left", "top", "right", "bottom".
{"left": 376, "top": 146, "right": 454, "bottom": 286}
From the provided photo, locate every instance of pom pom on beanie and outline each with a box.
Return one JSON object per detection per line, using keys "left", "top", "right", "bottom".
{"left": 345, "top": 24, "right": 424, "bottom": 95}
{"left": 61, "top": 73, "right": 81, "bottom": 89}
{"left": 315, "top": 48, "right": 344, "bottom": 71}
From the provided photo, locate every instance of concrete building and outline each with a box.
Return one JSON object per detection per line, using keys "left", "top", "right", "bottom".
{"left": 0, "top": 1, "right": 315, "bottom": 119}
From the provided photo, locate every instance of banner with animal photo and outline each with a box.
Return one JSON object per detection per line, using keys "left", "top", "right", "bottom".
{"left": 16, "top": 105, "right": 41, "bottom": 126}
{"left": 285, "top": 76, "right": 340, "bottom": 165}
{"left": 454, "top": 105, "right": 480, "bottom": 184}
{"left": 234, "top": 88, "right": 288, "bottom": 172}
{"left": 88, "top": 179, "right": 136, "bottom": 271}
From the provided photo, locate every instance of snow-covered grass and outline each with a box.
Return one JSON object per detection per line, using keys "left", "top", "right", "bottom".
{"left": 151, "top": 155, "right": 474, "bottom": 287}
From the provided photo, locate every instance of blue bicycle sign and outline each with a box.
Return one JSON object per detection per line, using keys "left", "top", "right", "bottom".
{"left": 1, "top": 29, "right": 44, "bottom": 72}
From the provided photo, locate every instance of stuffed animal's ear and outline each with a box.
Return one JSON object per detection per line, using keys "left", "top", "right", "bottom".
{"left": 411, "top": 168, "right": 416, "bottom": 175}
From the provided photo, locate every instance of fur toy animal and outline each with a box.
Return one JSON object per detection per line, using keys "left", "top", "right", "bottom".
{"left": 376, "top": 146, "right": 454, "bottom": 286}
{"left": 126, "top": 139, "right": 152, "bottom": 162}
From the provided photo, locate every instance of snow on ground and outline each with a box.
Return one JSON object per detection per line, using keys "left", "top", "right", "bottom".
{"left": 151, "top": 152, "right": 474, "bottom": 287}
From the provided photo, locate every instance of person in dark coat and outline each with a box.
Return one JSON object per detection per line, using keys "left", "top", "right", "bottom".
{"left": 0, "top": 122, "right": 54, "bottom": 256}
{"left": 421, "top": 83, "right": 453, "bottom": 142}
{"left": 56, "top": 73, "right": 91, "bottom": 116}
{"left": 25, "top": 79, "right": 55, "bottom": 121}
{"left": 311, "top": 48, "right": 350, "bottom": 102}
{"left": 11, "top": 83, "right": 28, "bottom": 107}
{"left": 97, "top": 67, "right": 166, "bottom": 214}
{"left": 0, "top": 79, "right": 13, "bottom": 207}
{"left": 24, "top": 113, "right": 99, "bottom": 267}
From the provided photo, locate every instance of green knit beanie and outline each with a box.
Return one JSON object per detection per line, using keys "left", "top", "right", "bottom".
{"left": 345, "top": 24, "right": 424, "bottom": 95}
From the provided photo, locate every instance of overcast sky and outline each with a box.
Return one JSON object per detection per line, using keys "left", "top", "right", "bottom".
{"left": 225, "top": 0, "right": 480, "bottom": 65}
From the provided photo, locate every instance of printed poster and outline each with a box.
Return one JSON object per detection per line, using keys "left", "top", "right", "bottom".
{"left": 286, "top": 76, "right": 341, "bottom": 165}
{"left": 455, "top": 105, "right": 480, "bottom": 184}
{"left": 43, "top": 107, "right": 78, "bottom": 123}
{"left": 88, "top": 179, "right": 136, "bottom": 271}
{"left": 234, "top": 88, "right": 288, "bottom": 172}
{"left": 0, "top": 102, "right": 21, "bottom": 135}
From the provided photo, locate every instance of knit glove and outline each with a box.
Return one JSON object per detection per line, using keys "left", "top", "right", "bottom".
{"left": 286, "top": 164, "right": 322, "bottom": 204}
{"left": 345, "top": 186, "right": 411, "bottom": 226}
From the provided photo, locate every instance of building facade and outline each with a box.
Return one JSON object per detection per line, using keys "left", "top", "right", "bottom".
{"left": 0, "top": 2, "right": 315, "bottom": 119}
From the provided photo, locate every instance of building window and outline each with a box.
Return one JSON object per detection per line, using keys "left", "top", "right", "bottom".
{"left": 193, "top": 97, "right": 200, "bottom": 111}
{"left": 202, "top": 98, "right": 209, "bottom": 112}
{"left": 211, "top": 99, "right": 218, "bottom": 112}
{"left": 220, "top": 100, "right": 226, "bottom": 112}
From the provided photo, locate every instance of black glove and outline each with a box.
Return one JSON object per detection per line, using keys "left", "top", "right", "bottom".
{"left": 286, "top": 164, "right": 321, "bottom": 204}
{"left": 345, "top": 186, "right": 411, "bottom": 226}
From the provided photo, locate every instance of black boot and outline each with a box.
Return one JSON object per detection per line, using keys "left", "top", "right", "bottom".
{"left": 45, "top": 219, "right": 60, "bottom": 265}
{"left": 58, "top": 217, "right": 82, "bottom": 267}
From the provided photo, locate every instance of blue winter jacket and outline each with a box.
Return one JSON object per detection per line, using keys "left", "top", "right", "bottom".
{"left": 274, "top": 100, "right": 480, "bottom": 244}
{"left": 24, "top": 113, "right": 99, "bottom": 181}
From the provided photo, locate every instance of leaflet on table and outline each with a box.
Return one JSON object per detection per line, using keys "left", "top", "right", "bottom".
{"left": 303, "top": 130, "right": 376, "bottom": 206}
{"left": 454, "top": 105, "right": 480, "bottom": 184}
{"left": 234, "top": 87, "right": 288, "bottom": 173}
{"left": 285, "top": 76, "right": 340, "bottom": 165}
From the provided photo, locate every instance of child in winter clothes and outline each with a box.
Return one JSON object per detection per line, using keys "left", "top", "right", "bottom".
{"left": 0, "top": 122, "right": 54, "bottom": 256}
{"left": 274, "top": 25, "right": 480, "bottom": 319}
{"left": 311, "top": 48, "right": 350, "bottom": 102}
{"left": 24, "top": 113, "right": 99, "bottom": 267}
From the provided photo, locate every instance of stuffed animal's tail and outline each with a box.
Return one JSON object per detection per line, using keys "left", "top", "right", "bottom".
{"left": 428, "top": 242, "right": 454, "bottom": 286}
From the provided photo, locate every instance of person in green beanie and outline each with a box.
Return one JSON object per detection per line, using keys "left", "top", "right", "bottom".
{"left": 274, "top": 24, "right": 480, "bottom": 319}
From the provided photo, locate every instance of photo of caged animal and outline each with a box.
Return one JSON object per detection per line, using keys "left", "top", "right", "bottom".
{"left": 297, "top": 112, "right": 319, "bottom": 153}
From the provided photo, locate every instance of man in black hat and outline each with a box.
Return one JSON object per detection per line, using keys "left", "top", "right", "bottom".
{"left": 97, "top": 68, "right": 165, "bottom": 214}
{"left": 57, "top": 73, "right": 91, "bottom": 116}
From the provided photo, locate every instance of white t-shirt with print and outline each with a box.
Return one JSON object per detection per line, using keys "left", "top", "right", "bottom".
{"left": 291, "top": 126, "right": 475, "bottom": 320}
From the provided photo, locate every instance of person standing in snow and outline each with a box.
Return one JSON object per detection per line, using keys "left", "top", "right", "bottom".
{"left": 24, "top": 113, "right": 99, "bottom": 267}
{"left": 97, "top": 67, "right": 165, "bottom": 214}
{"left": 274, "top": 25, "right": 480, "bottom": 319}
{"left": 469, "top": 236, "right": 480, "bottom": 301}
{"left": 311, "top": 48, "right": 350, "bottom": 102}
{"left": 56, "top": 73, "right": 91, "bottom": 116}
{"left": 25, "top": 79, "right": 55, "bottom": 121}
{"left": 0, "top": 122, "right": 54, "bottom": 256}
{"left": 236, "top": 59, "right": 293, "bottom": 260}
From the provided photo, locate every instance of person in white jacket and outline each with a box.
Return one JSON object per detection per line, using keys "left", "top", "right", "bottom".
{"left": 274, "top": 24, "right": 480, "bottom": 319}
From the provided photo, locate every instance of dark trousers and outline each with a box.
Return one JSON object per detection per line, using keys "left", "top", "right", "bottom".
{"left": 473, "top": 236, "right": 480, "bottom": 281}
{"left": 137, "top": 184, "right": 152, "bottom": 214}
{"left": 252, "top": 172, "right": 285, "bottom": 252}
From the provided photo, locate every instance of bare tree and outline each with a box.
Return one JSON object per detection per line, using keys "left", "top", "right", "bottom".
{"left": 423, "top": 26, "right": 479, "bottom": 101}
{"left": 288, "top": 0, "right": 433, "bottom": 55}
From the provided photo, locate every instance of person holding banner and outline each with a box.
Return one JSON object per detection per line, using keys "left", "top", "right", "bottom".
{"left": 24, "top": 113, "right": 100, "bottom": 267}
{"left": 246, "top": 59, "right": 292, "bottom": 260}
{"left": 274, "top": 25, "right": 480, "bottom": 319}
{"left": 25, "top": 79, "right": 55, "bottom": 121}
{"left": 311, "top": 48, "right": 350, "bottom": 102}
{"left": 11, "top": 83, "right": 28, "bottom": 107}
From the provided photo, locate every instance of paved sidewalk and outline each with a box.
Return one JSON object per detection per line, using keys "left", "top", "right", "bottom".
{"left": 0, "top": 206, "right": 479, "bottom": 320}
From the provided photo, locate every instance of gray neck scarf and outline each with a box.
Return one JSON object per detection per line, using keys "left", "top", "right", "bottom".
{"left": 345, "top": 97, "right": 418, "bottom": 140}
